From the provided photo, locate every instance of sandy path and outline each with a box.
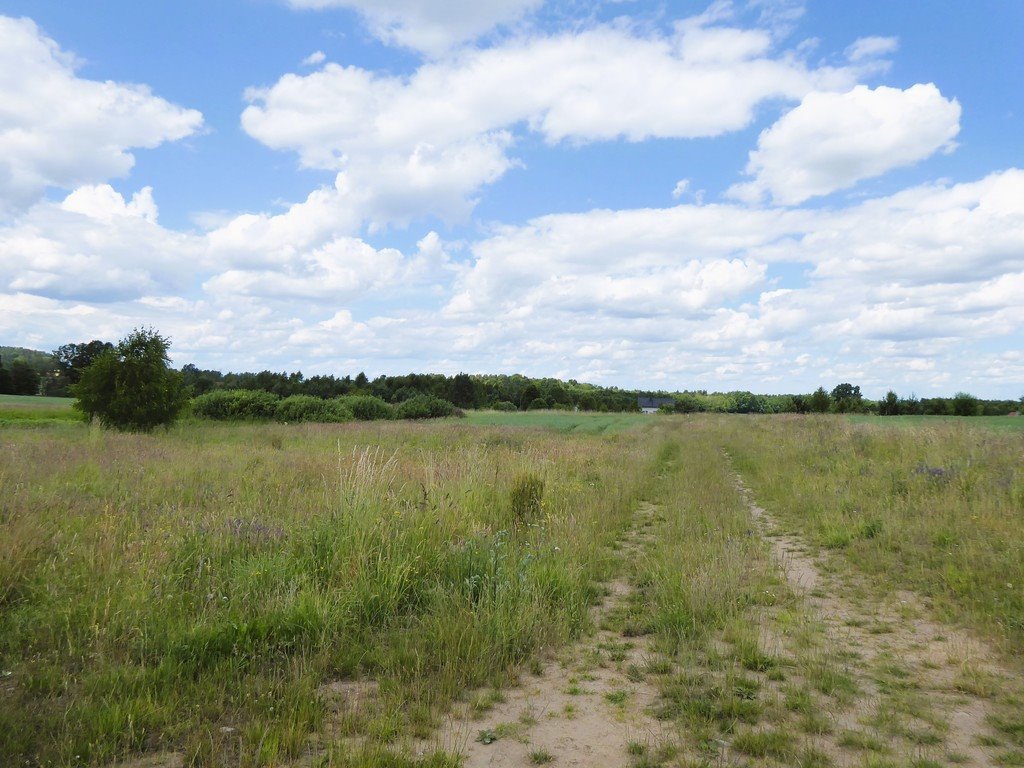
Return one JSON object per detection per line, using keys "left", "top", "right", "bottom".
{"left": 734, "top": 474, "right": 1014, "bottom": 767}
{"left": 418, "top": 503, "right": 669, "bottom": 767}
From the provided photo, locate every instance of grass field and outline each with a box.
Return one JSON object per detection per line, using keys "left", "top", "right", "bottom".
{"left": 463, "top": 410, "right": 649, "bottom": 433}
{"left": 0, "top": 394, "right": 77, "bottom": 426}
{"left": 848, "top": 413, "right": 1024, "bottom": 431}
{"left": 2, "top": 412, "right": 1023, "bottom": 766}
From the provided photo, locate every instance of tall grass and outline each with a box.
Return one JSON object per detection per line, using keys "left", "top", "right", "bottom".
{"left": 0, "top": 420, "right": 661, "bottom": 766}
{"left": 720, "top": 414, "right": 1024, "bottom": 652}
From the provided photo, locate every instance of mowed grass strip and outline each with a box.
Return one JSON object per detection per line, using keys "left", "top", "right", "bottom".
{"left": 463, "top": 409, "right": 650, "bottom": 434}
{"left": 0, "top": 420, "right": 667, "bottom": 766}
{"left": 0, "top": 394, "right": 78, "bottom": 425}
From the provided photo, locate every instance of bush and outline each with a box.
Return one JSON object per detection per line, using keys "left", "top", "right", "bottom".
{"left": 342, "top": 395, "right": 395, "bottom": 421}
{"left": 73, "top": 328, "right": 187, "bottom": 432}
{"left": 274, "top": 395, "right": 352, "bottom": 423}
{"left": 191, "top": 389, "right": 280, "bottom": 420}
{"left": 492, "top": 400, "right": 517, "bottom": 412}
{"left": 952, "top": 392, "right": 980, "bottom": 417}
{"left": 509, "top": 473, "right": 545, "bottom": 529}
{"left": 395, "top": 394, "right": 456, "bottom": 420}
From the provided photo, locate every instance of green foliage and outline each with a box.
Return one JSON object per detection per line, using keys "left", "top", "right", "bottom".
{"left": 879, "top": 390, "right": 900, "bottom": 416}
{"left": 190, "top": 389, "right": 280, "bottom": 420}
{"left": 8, "top": 360, "right": 40, "bottom": 395}
{"left": 274, "top": 395, "right": 353, "bottom": 423}
{"left": 0, "top": 420, "right": 650, "bottom": 765}
{"left": 492, "top": 400, "right": 517, "bottom": 411}
{"left": 830, "top": 382, "right": 863, "bottom": 413}
{"left": 394, "top": 394, "right": 457, "bottom": 420}
{"left": 509, "top": 473, "right": 545, "bottom": 529}
{"left": 952, "top": 391, "right": 980, "bottom": 417}
{"left": 343, "top": 394, "right": 395, "bottom": 421}
{"left": 72, "top": 328, "right": 187, "bottom": 432}
{"left": 53, "top": 341, "right": 114, "bottom": 385}
{"left": 809, "top": 387, "right": 831, "bottom": 413}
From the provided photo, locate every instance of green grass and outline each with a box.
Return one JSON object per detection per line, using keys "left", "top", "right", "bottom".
{"left": 4, "top": 410, "right": 1023, "bottom": 766}
{"left": 0, "top": 394, "right": 78, "bottom": 425}
{"left": 0, "top": 419, "right": 668, "bottom": 766}
{"left": 463, "top": 409, "right": 650, "bottom": 433}
{"left": 847, "top": 414, "right": 1024, "bottom": 432}
{"left": 724, "top": 414, "right": 1024, "bottom": 652}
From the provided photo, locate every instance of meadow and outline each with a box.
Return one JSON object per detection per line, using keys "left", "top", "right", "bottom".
{"left": 1, "top": 409, "right": 1023, "bottom": 766}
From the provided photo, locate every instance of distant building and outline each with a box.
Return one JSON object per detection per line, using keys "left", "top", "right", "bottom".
{"left": 638, "top": 396, "right": 675, "bottom": 414}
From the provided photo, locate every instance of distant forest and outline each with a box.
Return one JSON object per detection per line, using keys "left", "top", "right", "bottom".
{"left": 2, "top": 342, "right": 1021, "bottom": 416}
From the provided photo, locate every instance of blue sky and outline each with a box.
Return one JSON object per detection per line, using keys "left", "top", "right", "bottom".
{"left": 1, "top": 0, "right": 1022, "bottom": 397}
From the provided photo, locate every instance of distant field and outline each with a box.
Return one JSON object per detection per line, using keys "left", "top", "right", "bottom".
{"left": 464, "top": 409, "right": 650, "bottom": 433}
{"left": 0, "top": 394, "right": 77, "bottom": 425}
{"left": 848, "top": 413, "right": 1024, "bottom": 431}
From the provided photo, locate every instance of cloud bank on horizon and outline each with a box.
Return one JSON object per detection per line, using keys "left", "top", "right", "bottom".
{"left": 1, "top": 0, "right": 1022, "bottom": 398}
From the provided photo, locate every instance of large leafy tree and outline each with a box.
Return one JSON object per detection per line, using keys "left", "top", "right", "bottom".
{"left": 73, "top": 328, "right": 187, "bottom": 432}
{"left": 54, "top": 340, "right": 114, "bottom": 384}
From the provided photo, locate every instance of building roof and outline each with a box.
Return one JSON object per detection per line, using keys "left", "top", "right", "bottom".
{"left": 637, "top": 396, "right": 675, "bottom": 409}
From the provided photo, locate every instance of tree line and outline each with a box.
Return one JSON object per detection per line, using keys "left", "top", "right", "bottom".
{"left": 3, "top": 338, "right": 1020, "bottom": 417}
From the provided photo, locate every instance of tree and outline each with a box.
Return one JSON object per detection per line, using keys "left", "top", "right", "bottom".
{"left": 879, "top": 390, "right": 900, "bottom": 416}
{"left": 449, "top": 372, "right": 478, "bottom": 408}
{"left": 951, "top": 391, "right": 979, "bottom": 417}
{"left": 0, "top": 358, "right": 12, "bottom": 394}
{"left": 830, "top": 382, "right": 863, "bottom": 413}
{"left": 809, "top": 387, "right": 831, "bottom": 413}
{"left": 73, "top": 328, "right": 187, "bottom": 432}
{"left": 54, "top": 340, "right": 114, "bottom": 385}
{"left": 9, "top": 360, "right": 41, "bottom": 395}
{"left": 519, "top": 383, "right": 541, "bottom": 410}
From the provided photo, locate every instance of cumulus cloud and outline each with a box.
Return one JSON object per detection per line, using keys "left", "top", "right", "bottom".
{"left": 241, "top": 16, "right": 875, "bottom": 226}
{"left": 0, "top": 16, "right": 203, "bottom": 218}
{"left": 284, "top": 0, "right": 543, "bottom": 56}
{"left": 0, "top": 185, "right": 204, "bottom": 302}
{"left": 729, "top": 84, "right": 961, "bottom": 205}
{"left": 7, "top": 163, "right": 1022, "bottom": 396}
{"left": 204, "top": 230, "right": 451, "bottom": 302}
{"left": 427, "top": 169, "right": 1024, "bottom": 392}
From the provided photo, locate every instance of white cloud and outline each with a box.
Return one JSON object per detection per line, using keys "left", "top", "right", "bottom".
{"left": 242, "top": 18, "right": 870, "bottom": 226}
{"left": 5, "top": 168, "right": 1022, "bottom": 396}
{"left": 204, "top": 230, "right": 451, "bottom": 302}
{"left": 671, "top": 179, "right": 690, "bottom": 199}
{"left": 0, "top": 185, "right": 203, "bottom": 302}
{"left": 845, "top": 36, "right": 899, "bottom": 62}
{"left": 0, "top": 16, "right": 203, "bottom": 218}
{"left": 284, "top": 0, "right": 543, "bottom": 56}
{"left": 729, "top": 84, "right": 961, "bottom": 205}
{"left": 302, "top": 50, "right": 326, "bottom": 66}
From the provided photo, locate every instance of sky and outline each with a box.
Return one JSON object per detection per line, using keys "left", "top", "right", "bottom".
{"left": 1, "top": 0, "right": 1022, "bottom": 398}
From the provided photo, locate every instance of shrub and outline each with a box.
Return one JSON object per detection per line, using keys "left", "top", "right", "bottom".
{"left": 342, "top": 395, "right": 395, "bottom": 421}
{"left": 952, "top": 392, "right": 980, "bottom": 417}
{"left": 492, "top": 401, "right": 517, "bottom": 412}
{"left": 395, "top": 394, "right": 456, "bottom": 420}
{"left": 191, "top": 389, "right": 280, "bottom": 420}
{"left": 509, "top": 473, "right": 545, "bottom": 529}
{"left": 73, "top": 328, "right": 187, "bottom": 432}
{"left": 274, "top": 395, "right": 352, "bottom": 423}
